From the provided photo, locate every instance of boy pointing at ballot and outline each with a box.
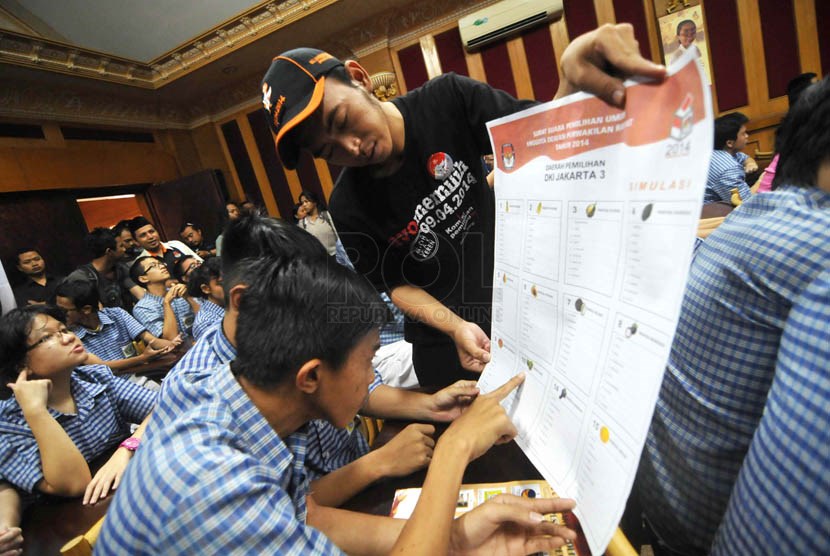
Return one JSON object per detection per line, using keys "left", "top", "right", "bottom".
{"left": 260, "top": 24, "right": 666, "bottom": 388}
{"left": 99, "top": 255, "right": 576, "bottom": 554}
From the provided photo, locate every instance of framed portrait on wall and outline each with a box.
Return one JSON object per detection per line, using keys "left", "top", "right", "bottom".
{"left": 658, "top": 5, "right": 712, "bottom": 85}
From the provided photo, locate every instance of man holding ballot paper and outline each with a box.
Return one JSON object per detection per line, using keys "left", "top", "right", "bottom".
{"left": 260, "top": 24, "right": 665, "bottom": 388}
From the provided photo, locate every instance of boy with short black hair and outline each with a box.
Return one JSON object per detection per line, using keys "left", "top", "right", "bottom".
{"left": 705, "top": 112, "right": 755, "bottom": 203}
{"left": 99, "top": 254, "right": 576, "bottom": 554}
{"left": 54, "top": 278, "right": 178, "bottom": 382}
{"left": 130, "top": 256, "right": 198, "bottom": 340}
{"left": 186, "top": 257, "right": 224, "bottom": 340}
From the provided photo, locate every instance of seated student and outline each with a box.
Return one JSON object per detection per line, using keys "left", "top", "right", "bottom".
{"left": 0, "top": 305, "right": 155, "bottom": 512}
{"left": 11, "top": 248, "right": 63, "bottom": 307}
{"left": 633, "top": 76, "right": 830, "bottom": 555}
{"left": 67, "top": 227, "right": 143, "bottom": 311}
{"left": 172, "top": 255, "right": 201, "bottom": 284}
{"left": 130, "top": 257, "right": 198, "bottom": 340}
{"left": 178, "top": 222, "right": 216, "bottom": 259}
{"left": 129, "top": 216, "right": 202, "bottom": 270}
{"left": 186, "top": 258, "right": 225, "bottom": 340}
{"left": 54, "top": 278, "right": 179, "bottom": 388}
{"left": 99, "top": 256, "right": 576, "bottom": 554}
{"left": 711, "top": 268, "right": 830, "bottom": 555}
{"left": 704, "top": 112, "right": 756, "bottom": 204}
{"left": 153, "top": 215, "right": 478, "bottom": 506}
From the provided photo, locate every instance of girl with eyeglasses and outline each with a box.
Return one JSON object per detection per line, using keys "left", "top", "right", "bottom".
{"left": 0, "top": 305, "right": 156, "bottom": 541}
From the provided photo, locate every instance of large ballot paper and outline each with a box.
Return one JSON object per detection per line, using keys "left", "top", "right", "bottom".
{"left": 478, "top": 54, "right": 713, "bottom": 554}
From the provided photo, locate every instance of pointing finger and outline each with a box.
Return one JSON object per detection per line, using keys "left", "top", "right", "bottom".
{"left": 488, "top": 372, "right": 526, "bottom": 402}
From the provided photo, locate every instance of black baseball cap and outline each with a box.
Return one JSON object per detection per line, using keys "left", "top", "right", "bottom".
{"left": 260, "top": 48, "right": 344, "bottom": 169}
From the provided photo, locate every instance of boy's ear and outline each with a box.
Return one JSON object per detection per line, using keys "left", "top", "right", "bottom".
{"left": 82, "top": 305, "right": 95, "bottom": 315}
{"left": 200, "top": 283, "right": 211, "bottom": 297}
{"left": 295, "top": 358, "right": 323, "bottom": 394}
{"left": 227, "top": 284, "right": 248, "bottom": 311}
{"left": 344, "top": 60, "right": 372, "bottom": 91}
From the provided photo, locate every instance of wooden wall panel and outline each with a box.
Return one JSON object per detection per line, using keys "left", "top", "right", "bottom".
{"left": 564, "top": 0, "right": 599, "bottom": 39}
{"left": 295, "top": 151, "right": 326, "bottom": 206}
{"left": 758, "top": 0, "right": 801, "bottom": 99}
{"left": 247, "top": 109, "right": 294, "bottom": 217}
{"left": 704, "top": 0, "right": 748, "bottom": 110}
{"left": 479, "top": 41, "right": 517, "bottom": 97}
{"left": 219, "top": 120, "right": 264, "bottom": 207}
{"left": 398, "top": 43, "right": 430, "bottom": 91}
{"left": 0, "top": 192, "right": 89, "bottom": 281}
{"left": 522, "top": 24, "right": 560, "bottom": 101}
{"left": 816, "top": 0, "right": 830, "bottom": 76}
{"left": 0, "top": 140, "right": 179, "bottom": 193}
{"left": 434, "top": 27, "right": 470, "bottom": 76}
{"left": 612, "top": 0, "right": 652, "bottom": 59}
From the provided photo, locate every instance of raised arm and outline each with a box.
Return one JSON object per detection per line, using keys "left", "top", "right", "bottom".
{"left": 556, "top": 23, "right": 666, "bottom": 107}
{"left": 361, "top": 381, "right": 479, "bottom": 422}
{"left": 7, "top": 370, "right": 91, "bottom": 496}
{"left": 310, "top": 374, "right": 575, "bottom": 555}
{"left": 161, "top": 285, "right": 187, "bottom": 340}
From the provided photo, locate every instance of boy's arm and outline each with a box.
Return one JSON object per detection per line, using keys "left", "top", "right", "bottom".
{"left": 0, "top": 482, "right": 22, "bottom": 555}
{"left": 83, "top": 412, "right": 153, "bottom": 505}
{"left": 309, "top": 424, "right": 435, "bottom": 507}
{"left": 161, "top": 286, "right": 185, "bottom": 340}
{"left": 361, "top": 382, "right": 478, "bottom": 422}
{"left": 7, "top": 371, "right": 92, "bottom": 496}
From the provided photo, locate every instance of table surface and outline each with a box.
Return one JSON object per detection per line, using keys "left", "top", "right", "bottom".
{"left": 22, "top": 418, "right": 592, "bottom": 555}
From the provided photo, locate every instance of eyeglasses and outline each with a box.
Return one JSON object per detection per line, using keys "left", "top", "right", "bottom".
{"left": 26, "top": 326, "right": 75, "bottom": 351}
{"left": 142, "top": 260, "right": 166, "bottom": 273}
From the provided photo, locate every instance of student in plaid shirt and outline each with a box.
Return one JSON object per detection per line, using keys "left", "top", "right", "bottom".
{"left": 99, "top": 256, "right": 576, "bottom": 554}
{"left": 634, "top": 76, "right": 830, "bottom": 555}
{"left": 185, "top": 257, "right": 225, "bottom": 340}
{"left": 0, "top": 305, "right": 155, "bottom": 548}
{"left": 711, "top": 268, "right": 830, "bottom": 555}
{"left": 54, "top": 278, "right": 180, "bottom": 382}
{"left": 153, "top": 215, "right": 481, "bottom": 507}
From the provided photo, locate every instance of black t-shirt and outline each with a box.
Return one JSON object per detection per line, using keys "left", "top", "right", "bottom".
{"left": 330, "top": 73, "right": 536, "bottom": 344}
{"left": 12, "top": 274, "right": 63, "bottom": 307}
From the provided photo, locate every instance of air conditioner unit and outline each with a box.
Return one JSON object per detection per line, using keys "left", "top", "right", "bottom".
{"left": 459, "top": 0, "right": 564, "bottom": 51}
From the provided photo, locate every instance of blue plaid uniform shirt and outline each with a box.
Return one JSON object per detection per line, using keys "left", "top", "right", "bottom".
{"left": 132, "top": 291, "right": 194, "bottom": 338}
{"left": 151, "top": 322, "right": 383, "bottom": 478}
{"left": 704, "top": 150, "right": 751, "bottom": 204}
{"left": 0, "top": 365, "right": 154, "bottom": 495}
{"left": 711, "top": 270, "right": 830, "bottom": 555}
{"left": 379, "top": 292, "right": 406, "bottom": 346}
{"left": 636, "top": 186, "right": 830, "bottom": 554}
{"left": 73, "top": 307, "right": 146, "bottom": 361}
{"left": 97, "top": 363, "right": 343, "bottom": 555}
{"left": 191, "top": 299, "right": 225, "bottom": 340}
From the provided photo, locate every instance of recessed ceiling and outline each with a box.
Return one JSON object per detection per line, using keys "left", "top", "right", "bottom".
{"left": 0, "top": 0, "right": 263, "bottom": 62}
